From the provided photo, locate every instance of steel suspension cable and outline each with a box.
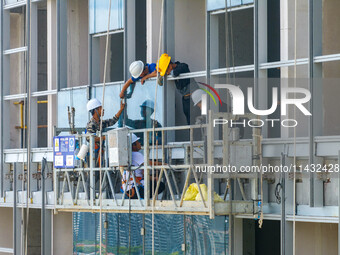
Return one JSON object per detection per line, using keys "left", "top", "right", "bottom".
{"left": 24, "top": 1, "right": 32, "bottom": 254}
{"left": 151, "top": 1, "right": 165, "bottom": 254}
{"left": 99, "top": 0, "right": 112, "bottom": 254}
{"left": 293, "top": 0, "right": 298, "bottom": 254}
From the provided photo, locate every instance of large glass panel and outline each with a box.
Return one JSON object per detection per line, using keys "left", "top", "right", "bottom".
{"left": 37, "top": 96, "right": 48, "bottom": 147}
{"left": 145, "top": 214, "right": 184, "bottom": 254}
{"left": 73, "top": 213, "right": 229, "bottom": 254}
{"left": 92, "top": 33, "right": 124, "bottom": 84}
{"left": 93, "top": 81, "right": 164, "bottom": 144}
{"left": 210, "top": 8, "right": 254, "bottom": 70}
{"left": 185, "top": 216, "right": 228, "bottom": 254}
{"left": 37, "top": 8, "right": 48, "bottom": 92}
{"left": 207, "top": 0, "right": 254, "bottom": 12}
{"left": 57, "top": 88, "right": 89, "bottom": 129}
{"left": 89, "top": 0, "right": 124, "bottom": 34}
{"left": 92, "top": 84, "right": 123, "bottom": 129}
{"left": 125, "top": 80, "right": 164, "bottom": 128}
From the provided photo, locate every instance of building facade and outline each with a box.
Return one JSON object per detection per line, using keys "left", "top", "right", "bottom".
{"left": 1, "top": 0, "right": 340, "bottom": 254}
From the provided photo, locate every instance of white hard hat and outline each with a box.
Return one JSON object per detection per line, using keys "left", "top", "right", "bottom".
{"left": 191, "top": 89, "right": 205, "bottom": 106}
{"left": 87, "top": 98, "right": 102, "bottom": 112}
{"left": 129, "top": 61, "right": 144, "bottom": 79}
{"left": 140, "top": 99, "right": 154, "bottom": 110}
{"left": 131, "top": 133, "right": 140, "bottom": 144}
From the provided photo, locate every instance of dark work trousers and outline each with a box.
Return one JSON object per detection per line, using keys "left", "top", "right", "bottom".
{"left": 182, "top": 95, "right": 191, "bottom": 125}
{"left": 127, "top": 181, "right": 165, "bottom": 199}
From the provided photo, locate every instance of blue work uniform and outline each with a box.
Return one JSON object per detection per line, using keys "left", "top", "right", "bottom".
{"left": 131, "top": 63, "right": 157, "bottom": 83}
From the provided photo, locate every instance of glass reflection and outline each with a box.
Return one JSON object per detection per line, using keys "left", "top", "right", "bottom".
{"left": 73, "top": 213, "right": 228, "bottom": 254}
{"left": 207, "top": 0, "right": 254, "bottom": 11}
{"left": 89, "top": 0, "right": 124, "bottom": 34}
{"left": 58, "top": 88, "right": 89, "bottom": 129}
{"left": 92, "top": 85, "right": 123, "bottom": 130}
{"left": 124, "top": 80, "right": 163, "bottom": 145}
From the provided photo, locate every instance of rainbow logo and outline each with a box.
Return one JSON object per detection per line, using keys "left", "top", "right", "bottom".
{"left": 198, "top": 82, "right": 223, "bottom": 107}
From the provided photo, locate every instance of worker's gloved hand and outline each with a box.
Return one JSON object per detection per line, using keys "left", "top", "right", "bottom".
{"left": 157, "top": 76, "right": 163, "bottom": 86}
{"left": 195, "top": 116, "right": 205, "bottom": 125}
{"left": 126, "top": 84, "right": 136, "bottom": 98}
{"left": 126, "top": 92, "right": 133, "bottom": 99}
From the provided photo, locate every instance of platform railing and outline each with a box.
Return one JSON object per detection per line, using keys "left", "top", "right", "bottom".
{"left": 53, "top": 112, "right": 259, "bottom": 217}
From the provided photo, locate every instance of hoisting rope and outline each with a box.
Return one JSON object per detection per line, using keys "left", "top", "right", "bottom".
{"left": 151, "top": 1, "right": 165, "bottom": 254}
{"left": 293, "top": 0, "right": 298, "bottom": 253}
{"left": 98, "top": 0, "right": 112, "bottom": 254}
{"left": 24, "top": 0, "right": 33, "bottom": 254}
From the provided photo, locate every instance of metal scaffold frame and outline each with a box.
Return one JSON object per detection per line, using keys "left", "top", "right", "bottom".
{"left": 51, "top": 112, "right": 260, "bottom": 218}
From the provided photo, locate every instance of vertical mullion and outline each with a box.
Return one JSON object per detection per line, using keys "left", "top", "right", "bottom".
{"left": 0, "top": 0, "right": 3, "bottom": 199}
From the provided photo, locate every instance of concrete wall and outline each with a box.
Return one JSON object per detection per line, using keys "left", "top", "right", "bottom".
{"left": 67, "top": 0, "right": 89, "bottom": 87}
{"left": 10, "top": 13, "right": 25, "bottom": 95}
{"left": 174, "top": 0, "right": 205, "bottom": 72}
{"left": 53, "top": 212, "right": 73, "bottom": 254}
{"left": 8, "top": 12, "right": 25, "bottom": 149}
{"left": 296, "top": 222, "right": 337, "bottom": 255}
{"left": 280, "top": 0, "right": 309, "bottom": 138}
{"left": 322, "top": 0, "right": 340, "bottom": 135}
{"left": 0, "top": 208, "right": 13, "bottom": 254}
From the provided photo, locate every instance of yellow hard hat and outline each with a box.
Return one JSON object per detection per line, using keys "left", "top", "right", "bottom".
{"left": 157, "top": 53, "right": 171, "bottom": 76}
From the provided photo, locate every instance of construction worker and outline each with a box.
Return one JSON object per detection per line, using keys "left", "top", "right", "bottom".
{"left": 191, "top": 89, "right": 206, "bottom": 125}
{"left": 157, "top": 53, "right": 199, "bottom": 124}
{"left": 125, "top": 99, "right": 162, "bottom": 145}
{"left": 191, "top": 89, "right": 205, "bottom": 111}
{"left": 121, "top": 133, "right": 165, "bottom": 199}
{"left": 119, "top": 61, "right": 157, "bottom": 99}
{"left": 86, "top": 98, "right": 125, "bottom": 165}
{"left": 86, "top": 98, "right": 125, "bottom": 135}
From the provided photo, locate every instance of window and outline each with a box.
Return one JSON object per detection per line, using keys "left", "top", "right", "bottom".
{"left": 89, "top": 0, "right": 124, "bottom": 34}
{"left": 207, "top": 0, "right": 254, "bottom": 12}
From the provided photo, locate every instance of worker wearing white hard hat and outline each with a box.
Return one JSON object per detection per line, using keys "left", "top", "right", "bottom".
{"left": 86, "top": 98, "right": 125, "bottom": 137}
{"left": 191, "top": 89, "right": 205, "bottom": 109}
{"left": 85, "top": 98, "right": 124, "bottom": 168}
{"left": 121, "top": 133, "right": 165, "bottom": 199}
{"left": 119, "top": 61, "right": 158, "bottom": 99}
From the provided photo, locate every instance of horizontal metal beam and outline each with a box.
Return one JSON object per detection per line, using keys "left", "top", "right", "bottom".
{"left": 0, "top": 247, "right": 13, "bottom": 253}
{"left": 92, "top": 29, "right": 124, "bottom": 38}
{"left": 3, "top": 46, "right": 27, "bottom": 55}
{"left": 3, "top": 90, "right": 57, "bottom": 101}
{"left": 211, "top": 65, "right": 255, "bottom": 75}
{"left": 3, "top": 135, "right": 340, "bottom": 163}
{"left": 3, "top": 1, "right": 26, "bottom": 10}
{"left": 260, "top": 58, "right": 309, "bottom": 69}
{"left": 314, "top": 53, "right": 340, "bottom": 63}
{"left": 210, "top": 4, "right": 254, "bottom": 15}
{"left": 54, "top": 200, "right": 254, "bottom": 215}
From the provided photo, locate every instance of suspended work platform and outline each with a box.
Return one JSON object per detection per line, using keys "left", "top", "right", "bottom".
{"left": 52, "top": 112, "right": 260, "bottom": 218}
{"left": 0, "top": 113, "right": 262, "bottom": 218}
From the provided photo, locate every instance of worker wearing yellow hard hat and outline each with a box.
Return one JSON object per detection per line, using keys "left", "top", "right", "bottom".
{"left": 157, "top": 53, "right": 199, "bottom": 125}
{"left": 157, "top": 53, "right": 172, "bottom": 77}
